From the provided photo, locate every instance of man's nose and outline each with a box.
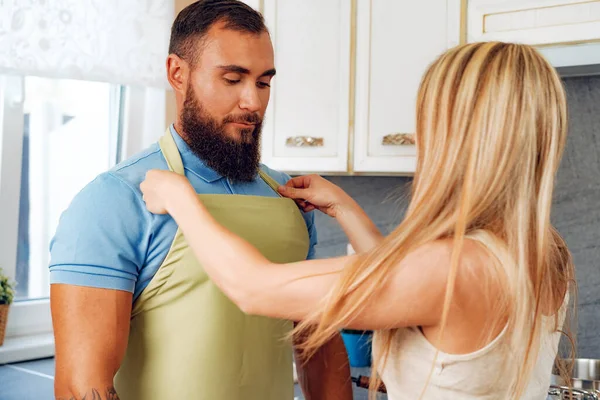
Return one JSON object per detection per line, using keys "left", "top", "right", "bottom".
{"left": 239, "top": 85, "right": 262, "bottom": 113}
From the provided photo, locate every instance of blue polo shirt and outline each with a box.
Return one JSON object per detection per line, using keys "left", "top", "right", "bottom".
{"left": 49, "top": 125, "right": 317, "bottom": 301}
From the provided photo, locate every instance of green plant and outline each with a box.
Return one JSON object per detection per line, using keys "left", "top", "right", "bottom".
{"left": 0, "top": 269, "right": 16, "bottom": 305}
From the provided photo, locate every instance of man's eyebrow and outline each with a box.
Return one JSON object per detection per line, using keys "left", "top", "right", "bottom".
{"left": 260, "top": 68, "right": 276, "bottom": 78}
{"left": 217, "top": 65, "right": 250, "bottom": 74}
{"left": 217, "top": 65, "right": 276, "bottom": 78}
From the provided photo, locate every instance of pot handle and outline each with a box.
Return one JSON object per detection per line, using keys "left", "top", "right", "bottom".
{"left": 548, "top": 385, "right": 600, "bottom": 400}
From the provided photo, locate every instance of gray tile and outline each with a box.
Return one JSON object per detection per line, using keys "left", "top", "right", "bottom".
{"left": 576, "top": 304, "right": 600, "bottom": 359}
{"left": 555, "top": 76, "right": 600, "bottom": 356}
{"left": 313, "top": 175, "right": 409, "bottom": 258}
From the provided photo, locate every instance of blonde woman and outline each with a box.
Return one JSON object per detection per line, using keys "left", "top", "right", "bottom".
{"left": 140, "top": 41, "right": 574, "bottom": 399}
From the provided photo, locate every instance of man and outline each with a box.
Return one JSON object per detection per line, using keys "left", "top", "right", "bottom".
{"left": 49, "top": 1, "right": 352, "bottom": 399}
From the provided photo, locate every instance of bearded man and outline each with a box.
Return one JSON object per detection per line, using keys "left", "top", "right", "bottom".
{"left": 49, "top": 1, "right": 352, "bottom": 399}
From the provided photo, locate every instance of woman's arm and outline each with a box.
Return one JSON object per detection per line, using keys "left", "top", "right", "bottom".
{"left": 161, "top": 180, "right": 448, "bottom": 330}
{"left": 167, "top": 188, "right": 345, "bottom": 319}
{"left": 334, "top": 201, "right": 384, "bottom": 253}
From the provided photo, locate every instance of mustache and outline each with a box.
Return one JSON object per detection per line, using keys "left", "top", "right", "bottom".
{"left": 223, "top": 113, "right": 262, "bottom": 125}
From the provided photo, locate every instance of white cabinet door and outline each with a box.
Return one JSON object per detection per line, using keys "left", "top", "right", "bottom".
{"left": 260, "top": 0, "right": 352, "bottom": 173}
{"left": 468, "top": 0, "right": 600, "bottom": 45}
{"left": 353, "top": 0, "right": 462, "bottom": 174}
{"left": 240, "top": 0, "right": 261, "bottom": 11}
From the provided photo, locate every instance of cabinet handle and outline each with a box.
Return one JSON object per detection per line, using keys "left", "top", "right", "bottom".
{"left": 382, "top": 133, "right": 415, "bottom": 146}
{"left": 286, "top": 136, "right": 324, "bottom": 147}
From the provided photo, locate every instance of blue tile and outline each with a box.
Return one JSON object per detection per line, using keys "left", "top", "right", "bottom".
{"left": 10, "top": 357, "right": 55, "bottom": 377}
{"left": 0, "top": 364, "right": 54, "bottom": 399}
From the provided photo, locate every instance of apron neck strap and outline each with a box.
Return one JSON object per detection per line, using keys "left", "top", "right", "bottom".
{"left": 159, "top": 128, "right": 283, "bottom": 197}
{"left": 159, "top": 128, "right": 185, "bottom": 176}
{"left": 258, "top": 170, "right": 283, "bottom": 197}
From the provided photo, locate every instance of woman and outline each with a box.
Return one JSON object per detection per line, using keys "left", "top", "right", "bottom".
{"left": 141, "top": 42, "right": 575, "bottom": 399}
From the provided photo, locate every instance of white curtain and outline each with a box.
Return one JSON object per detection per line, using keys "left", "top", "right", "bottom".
{"left": 0, "top": 0, "right": 173, "bottom": 88}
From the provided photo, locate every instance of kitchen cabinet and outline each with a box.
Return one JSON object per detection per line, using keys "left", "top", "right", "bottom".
{"left": 468, "top": 0, "right": 600, "bottom": 45}
{"left": 241, "top": 0, "right": 260, "bottom": 10}
{"left": 353, "top": 0, "right": 463, "bottom": 173}
{"left": 467, "top": 0, "right": 600, "bottom": 76}
{"left": 256, "top": 1, "right": 463, "bottom": 175}
{"left": 259, "top": 0, "right": 463, "bottom": 175}
{"left": 260, "top": 0, "right": 352, "bottom": 173}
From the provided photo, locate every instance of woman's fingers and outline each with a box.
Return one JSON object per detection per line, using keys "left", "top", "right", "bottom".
{"left": 278, "top": 184, "right": 310, "bottom": 200}
{"left": 303, "top": 204, "right": 316, "bottom": 212}
{"left": 285, "top": 175, "right": 313, "bottom": 189}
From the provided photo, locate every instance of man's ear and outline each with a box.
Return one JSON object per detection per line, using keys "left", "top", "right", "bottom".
{"left": 166, "top": 54, "right": 189, "bottom": 95}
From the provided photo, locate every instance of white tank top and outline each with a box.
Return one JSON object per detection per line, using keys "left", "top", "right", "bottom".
{"left": 376, "top": 303, "right": 566, "bottom": 400}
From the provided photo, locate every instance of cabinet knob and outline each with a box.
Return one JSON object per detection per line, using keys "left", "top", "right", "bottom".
{"left": 382, "top": 133, "right": 415, "bottom": 146}
{"left": 286, "top": 136, "right": 324, "bottom": 147}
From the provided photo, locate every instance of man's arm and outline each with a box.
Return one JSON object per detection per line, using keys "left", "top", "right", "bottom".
{"left": 48, "top": 173, "right": 149, "bottom": 399}
{"left": 52, "top": 284, "right": 132, "bottom": 400}
{"left": 294, "top": 326, "right": 353, "bottom": 400}
{"left": 295, "top": 206, "right": 353, "bottom": 400}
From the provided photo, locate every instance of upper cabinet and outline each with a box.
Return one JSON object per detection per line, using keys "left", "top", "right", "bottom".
{"left": 260, "top": 0, "right": 352, "bottom": 173}
{"left": 259, "top": 0, "right": 463, "bottom": 175}
{"left": 254, "top": 1, "right": 599, "bottom": 175}
{"left": 467, "top": 0, "right": 600, "bottom": 74}
{"left": 240, "top": 0, "right": 260, "bottom": 10}
{"left": 353, "top": 0, "right": 462, "bottom": 173}
{"left": 468, "top": 0, "right": 600, "bottom": 45}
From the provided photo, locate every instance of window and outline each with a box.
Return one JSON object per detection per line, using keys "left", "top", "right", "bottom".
{"left": 0, "top": 76, "right": 123, "bottom": 362}
{"left": 15, "top": 77, "right": 124, "bottom": 301}
{"left": 0, "top": 75, "right": 169, "bottom": 363}
{"left": 0, "top": 0, "right": 170, "bottom": 364}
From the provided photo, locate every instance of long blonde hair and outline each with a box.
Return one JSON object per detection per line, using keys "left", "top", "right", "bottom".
{"left": 294, "top": 42, "right": 575, "bottom": 398}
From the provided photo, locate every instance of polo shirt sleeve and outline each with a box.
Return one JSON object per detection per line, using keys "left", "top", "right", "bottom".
{"left": 304, "top": 207, "right": 318, "bottom": 260}
{"left": 48, "top": 172, "right": 150, "bottom": 293}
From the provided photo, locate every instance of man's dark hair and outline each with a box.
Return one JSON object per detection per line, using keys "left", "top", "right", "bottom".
{"left": 169, "top": 0, "right": 268, "bottom": 65}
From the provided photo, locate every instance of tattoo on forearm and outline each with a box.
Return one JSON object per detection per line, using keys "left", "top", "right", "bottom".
{"left": 105, "top": 387, "right": 119, "bottom": 400}
{"left": 57, "top": 386, "right": 119, "bottom": 400}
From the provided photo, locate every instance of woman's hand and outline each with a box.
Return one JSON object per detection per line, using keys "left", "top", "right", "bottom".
{"left": 277, "top": 175, "right": 355, "bottom": 218}
{"left": 279, "top": 174, "right": 383, "bottom": 252}
{"left": 140, "top": 170, "right": 195, "bottom": 214}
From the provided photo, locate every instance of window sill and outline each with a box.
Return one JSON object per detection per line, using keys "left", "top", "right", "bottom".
{"left": 0, "top": 332, "right": 54, "bottom": 364}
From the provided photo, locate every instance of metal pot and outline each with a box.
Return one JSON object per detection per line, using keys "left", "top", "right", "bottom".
{"left": 549, "top": 359, "right": 600, "bottom": 399}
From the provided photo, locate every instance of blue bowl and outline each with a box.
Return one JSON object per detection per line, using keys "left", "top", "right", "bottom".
{"left": 341, "top": 330, "right": 372, "bottom": 368}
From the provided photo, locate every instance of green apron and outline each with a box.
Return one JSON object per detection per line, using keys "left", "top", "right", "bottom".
{"left": 114, "top": 129, "right": 310, "bottom": 399}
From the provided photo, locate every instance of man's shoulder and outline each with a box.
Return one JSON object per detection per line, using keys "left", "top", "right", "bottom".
{"left": 71, "top": 143, "right": 166, "bottom": 210}
{"left": 108, "top": 143, "right": 168, "bottom": 189}
{"left": 259, "top": 163, "right": 291, "bottom": 186}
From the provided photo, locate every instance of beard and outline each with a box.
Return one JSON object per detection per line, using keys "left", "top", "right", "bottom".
{"left": 180, "top": 85, "right": 263, "bottom": 182}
